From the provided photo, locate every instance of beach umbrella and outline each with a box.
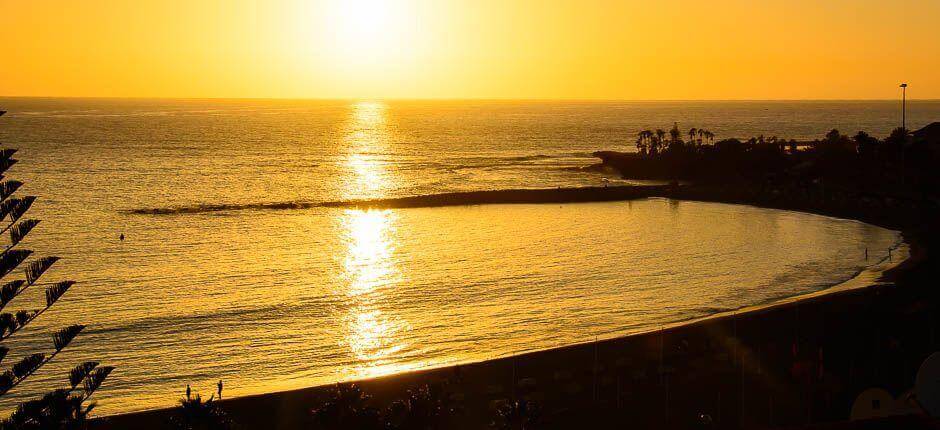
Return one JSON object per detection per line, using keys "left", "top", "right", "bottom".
{"left": 849, "top": 388, "right": 894, "bottom": 420}
{"left": 915, "top": 351, "right": 940, "bottom": 417}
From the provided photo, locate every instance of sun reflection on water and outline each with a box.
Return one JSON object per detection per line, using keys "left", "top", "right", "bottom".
{"left": 340, "top": 101, "right": 411, "bottom": 379}
{"left": 341, "top": 209, "right": 411, "bottom": 378}
{"left": 342, "top": 209, "right": 398, "bottom": 296}
{"left": 343, "top": 101, "right": 397, "bottom": 199}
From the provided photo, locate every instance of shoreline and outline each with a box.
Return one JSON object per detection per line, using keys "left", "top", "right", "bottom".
{"left": 622, "top": 239, "right": 910, "bottom": 347}
{"left": 94, "top": 185, "right": 925, "bottom": 429}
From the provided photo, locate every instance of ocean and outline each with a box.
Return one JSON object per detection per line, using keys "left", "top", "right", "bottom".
{"left": 0, "top": 98, "right": 932, "bottom": 414}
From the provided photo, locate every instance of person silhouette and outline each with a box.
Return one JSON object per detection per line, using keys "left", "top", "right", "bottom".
{"left": 120, "top": 233, "right": 125, "bottom": 241}
{"left": 186, "top": 384, "right": 191, "bottom": 400}
{"left": 217, "top": 380, "right": 223, "bottom": 399}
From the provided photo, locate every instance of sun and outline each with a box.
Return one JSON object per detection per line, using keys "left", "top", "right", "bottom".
{"left": 324, "top": 0, "right": 413, "bottom": 65}
{"left": 335, "top": 0, "right": 391, "bottom": 44}
{"left": 282, "top": 0, "right": 431, "bottom": 94}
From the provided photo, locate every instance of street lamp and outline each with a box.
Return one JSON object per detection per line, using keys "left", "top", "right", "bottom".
{"left": 900, "top": 83, "right": 908, "bottom": 131}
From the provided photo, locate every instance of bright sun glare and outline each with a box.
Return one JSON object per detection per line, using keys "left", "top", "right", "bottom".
{"left": 325, "top": 0, "right": 411, "bottom": 64}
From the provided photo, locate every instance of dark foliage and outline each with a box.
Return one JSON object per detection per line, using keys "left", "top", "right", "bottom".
{"left": 0, "top": 111, "right": 112, "bottom": 429}
{"left": 308, "top": 382, "right": 466, "bottom": 430}
{"left": 384, "top": 383, "right": 461, "bottom": 430}
{"left": 170, "top": 389, "right": 232, "bottom": 430}
{"left": 610, "top": 125, "right": 940, "bottom": 202}
{"left": 310, "top": 384, "right": 382, "bottom": 430}
{"left": 491, "top": 399, "right": 540, "bottom": 430}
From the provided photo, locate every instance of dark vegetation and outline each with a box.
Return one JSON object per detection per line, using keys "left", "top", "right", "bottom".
{"left": 309, "top": 382, "right": 463, "bottom": 430}
{"left": 598, "top": 123, "right": 940, "bottom": 207}
{"left": 166, "top": 380, "right": 537, "bottom": 430}
{"left": 0, "top": 110, "right": 112, "bottom": 429}
{"left": 170, "top": 388, "right": 231, "bottom": 430}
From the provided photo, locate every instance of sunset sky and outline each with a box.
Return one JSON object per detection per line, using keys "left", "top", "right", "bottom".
{"left": 3, "top": 0, "right": 938, "bottom": 100}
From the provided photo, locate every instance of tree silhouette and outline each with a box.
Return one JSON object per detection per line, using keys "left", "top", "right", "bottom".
{"left": 0, "top": 110, "right": 113, "bottom": 428}
{"left": 635, "top": 130, "right": 650, "bottom": 155}
{"left": 171, "top": 388, "right": 232, "bottom": 430}
{"left": 668, "top": 123, "right": 682, "bottom": 150}
{"left": 653, "top": 129, "right": 666, "bottom": 155}
{"left": 384, "top": 383, "right": 460, "bottom": 430}
{"left": 310, "top": 384, "right": 382, "bottom": 430}
{"left": 885, "top": 127, "right": 910, "bottom": 147}
{"left": 853, "top": 131, "right": 879, "bottom": 158}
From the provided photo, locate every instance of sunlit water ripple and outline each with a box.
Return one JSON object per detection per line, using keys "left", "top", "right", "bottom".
{"left": 0, "top": 98, "right": 926, "bottom": 414}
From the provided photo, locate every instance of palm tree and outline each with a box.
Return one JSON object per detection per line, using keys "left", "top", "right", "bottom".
{"left": 311, "top": 384, "right": 382, "bottom": 430}
{"left": 655, "top": 129, "right": 666, "bottom": 145}
{"left": 0, "top": 110, "right": 112, "bottom": 428}
{"left": 653, "top": 129, "right": 666, "bottom": 155}
{"left": 384, "top": 384, "right": 458, "bottom": 430}
{"left": 635, "top": 130, "right": 650, "bottom": 155}
{"left": 688, "top": 128, "right": 697, "bottom": 146}
{"left": 697, "top": 128, "right": 705, "bottom": 146}
{"left": 704, "top": 130, "right": 714, "bottom": 144}
{"left": 171, "top": 388, "right": 232, "bottom": 430}
{"left": 669, "top": 123, "right": 682, "bottom": 148}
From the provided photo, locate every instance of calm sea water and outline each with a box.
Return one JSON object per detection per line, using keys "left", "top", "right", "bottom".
{"left": 0, "top": 98, "right": 928, "bottom": 414}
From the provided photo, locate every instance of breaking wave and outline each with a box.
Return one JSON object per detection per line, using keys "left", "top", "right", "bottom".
{"left": 124, "top": 201, "right": 324, "bottom": 215}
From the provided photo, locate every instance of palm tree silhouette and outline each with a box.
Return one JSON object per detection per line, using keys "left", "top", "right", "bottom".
{"left": 653, "top": 129, "right": 666, "bottom": 155}
{"left": 636, "top": 130, "right": 651, "bottom": 155}
{"left": 669, "top": 123, "right": 681, "bottom": 146}
{"left": 311, "top": 384, "right": 381, "bottom": 430}
{"left": 172, "top": 387, "right": 232, "bottom": 430}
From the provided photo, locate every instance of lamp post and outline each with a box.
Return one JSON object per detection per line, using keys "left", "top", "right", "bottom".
{"left": 899, "top": 83, "right": 908, "bottom": 186}
{"left": 900, "top": 83, "right": 908, "bottom": 131}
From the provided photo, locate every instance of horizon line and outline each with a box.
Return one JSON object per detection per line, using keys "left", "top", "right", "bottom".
{"left": 1, "top": 95, "right": 939, "bottom": 103}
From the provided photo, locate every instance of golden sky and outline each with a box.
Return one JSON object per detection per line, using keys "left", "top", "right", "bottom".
{"left": 2, "top": 0, "right": 938, "bottom": 99}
